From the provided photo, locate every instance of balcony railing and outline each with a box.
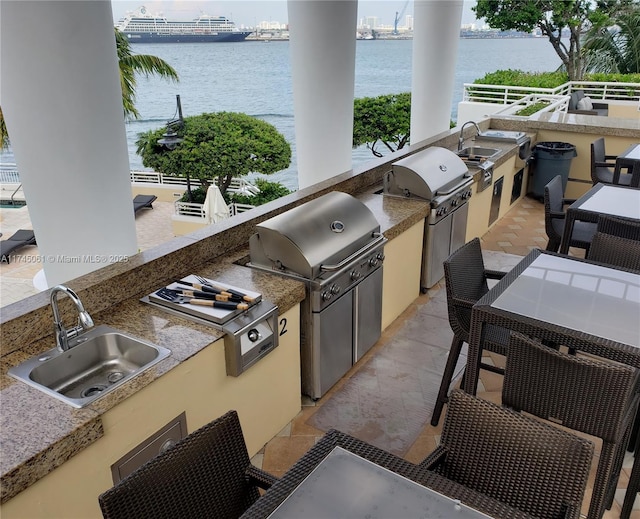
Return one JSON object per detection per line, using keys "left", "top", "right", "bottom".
{"left": 463, "top": 80, "right": 640, "bottom": 107}
{"left": 131, "top": 171, "right": 261, "bottom": 196}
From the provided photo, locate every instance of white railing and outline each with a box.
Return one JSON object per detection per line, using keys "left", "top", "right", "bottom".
{"left": 130, "top": 171, "right": 210, "bottom": 186}
{"left": 492, "top": 93, "right": 571, "bottom": 116}
{"left": 174, "top": 201, "right": 256, "bottom": 219}
{"left": 227, "top": 178, "right": 261, "bottom": 195}
{"left": 230, "top": 203, "right": 256, "bottom": 216}
{"left": 0, "top": 164, "right": 20, "bottom": 184}
{"left": 463, "top": 80, "right": 640, "bottom": 106}
{"left": 174, "top": 201, "right": 207, "bottom": 218}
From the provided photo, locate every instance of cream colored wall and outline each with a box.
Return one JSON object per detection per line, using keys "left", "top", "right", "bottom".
{"left": 131, "top": 184, "right": 184, "bottom": 202}
{"left": 381, "top": 220, "right": 423, "bottom": 329}
{"left": 171, "top": 215, "right": 209, "bottom": 236}
{"left": 608, "top": 103, "right": 640, "bottom": 120}
{"left": 1, "top": 306, "right": 301, "bottom": 519}
{"left": 532, "top": 131, "right": 638, "bottom": 200}
{"left": 466, "top": 178, "right": 494, "bottom": 241}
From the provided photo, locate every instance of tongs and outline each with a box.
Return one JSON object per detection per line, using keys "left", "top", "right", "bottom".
{"left": 155, "top": 287, "right": 248, "bottom": 311}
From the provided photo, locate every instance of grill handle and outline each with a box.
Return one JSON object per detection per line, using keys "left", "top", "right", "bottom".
{"left": 320, "top": 233, "right": 386, "bottom": 272}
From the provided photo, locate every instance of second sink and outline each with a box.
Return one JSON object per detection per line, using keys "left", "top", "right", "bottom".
{"left": 457, "top": 146, "right": 501, "bottom": 161}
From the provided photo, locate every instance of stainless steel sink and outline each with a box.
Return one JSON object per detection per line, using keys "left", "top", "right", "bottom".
{"left": 8, "top": 325, "right": 171, "bottom": 408}
{"left": 456, "top": 146, "right": 501, "bottom": 161}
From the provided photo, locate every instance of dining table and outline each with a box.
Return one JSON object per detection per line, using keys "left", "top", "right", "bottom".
{"left": 462, "top": 248, "right": 640, "bottom": 397}
{"left": 559, "top": 183, "right": 640, "bottom": 254}
{"left": 240, "top": 429, "right": 534, "bottom": 519}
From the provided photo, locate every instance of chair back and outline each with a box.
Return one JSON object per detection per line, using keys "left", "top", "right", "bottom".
{"left": 544, "top": 175, "right": 564, "bottom": 244}
{"left": 99, "top": 410, "right": 261, "bottom": 519}
{"left": 591, "top": 137, "right": 613, "bottom": 185}
{"left": 439, "top": 389, "right": 594, "bottom": 519}
{"left": 503, "top": 332, "right": 640, "bottom": 443}
{"left": 588, "top": 232, "right": 640, "bottom": 271}
{"left": 443, "top": 238, "right": 489, "bottom": 341}
{"left": 597, "top": 214, "right": 640, "bottom": 241}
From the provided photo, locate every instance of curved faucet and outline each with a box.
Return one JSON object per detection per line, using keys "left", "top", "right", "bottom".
{"left": 51, "top": 285, "right": 94, "bottom": 352}
{"left": 458, "top": 120, "right": 481, "bottom": 151}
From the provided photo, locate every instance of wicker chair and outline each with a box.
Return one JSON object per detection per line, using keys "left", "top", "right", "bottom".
{"left": 502, "top": 332, "right": 640, "bottom": 519}
{"left": 597, "top": 214, "right": 640, "bottom": 242}
{"left": 430, "top": 237, "right": 509, "bottom": 426}
{"left": 544, "top": 175, "right": 596, "bottom": 254}
{"left": 612, "top": 157, "right": 640, "bottom": 188}
{"left": 587, "top": 232, "right": 640, "bottom": 271}
{"left": 420, "top": 390, "right": 594, "bottom": 519}
{"left": 98, "top": 410, "right": 278, "bottom": 519}
{"left": 590, "top": 137, "right": 629, "bottom": 186}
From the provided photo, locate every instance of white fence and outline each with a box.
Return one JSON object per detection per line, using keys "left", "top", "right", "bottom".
{"left": 463, "top": 80, "right": 640, "bottom": 107}
{"left": 174, "top": 201, "right": 255, "bottom": 219}
{"left": 131, "top": 171, "right": 261, "bottom": 195}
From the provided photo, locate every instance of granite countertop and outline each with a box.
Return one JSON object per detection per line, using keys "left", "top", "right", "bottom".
{"left": 0, "top": 186, "right": 432, "bottom": 504}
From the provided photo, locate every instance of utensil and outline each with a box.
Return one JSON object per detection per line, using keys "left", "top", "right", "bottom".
{"left": 194, "top": 275, "right": 256, "bottom": 302}
{"left": 165, "top": 288, "right": 232, "bottom": 302}
{"left": 177, "top": 280, "right": 237, "bottom": 299}
{"left": 156, "top": 289, "right": 248, "bottom": 311}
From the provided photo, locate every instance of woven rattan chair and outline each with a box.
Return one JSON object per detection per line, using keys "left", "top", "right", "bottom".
{"left": 544, "top": 175, "right": 596, "bottom": 253}
{"left": 98, "top": 410, "right": 277, "bottom": 519}
{"left": 430, "top": 237, "right": 509, "bottom": 426}
{"left": 503, "top": 332, "right": 640, "bottom": 519}
{"left": 597, "top": 214, "right": 640, "bottom": 242}
{"left": 587, "top": 232, "right": 640, "bottom": 271}
{"left": 421, "top": 390, "right": 594, "bottom": 519}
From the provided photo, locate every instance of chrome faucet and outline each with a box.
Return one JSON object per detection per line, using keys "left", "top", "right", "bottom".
{"left": 51, "top": 285, "right": 94, "bottom": 352}
{"left": 458, "top": 120, "right": 481, "bottom": 151}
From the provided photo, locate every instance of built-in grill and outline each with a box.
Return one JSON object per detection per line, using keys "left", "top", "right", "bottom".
{"left": 249, "top": 191, "right": 387, "bottom": 399}
{"left": 384, "top": 146, "right": 474, "bottom": 291}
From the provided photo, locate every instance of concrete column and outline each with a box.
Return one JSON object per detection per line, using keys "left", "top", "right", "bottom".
{"left": 410, "top": 0, "right": 463, "bottom": 144}
{"left": 1, "top": 0, "right": 137, "bottom": 287}
{"left": 288, "top": 0, "right": 357, "bottom": 189}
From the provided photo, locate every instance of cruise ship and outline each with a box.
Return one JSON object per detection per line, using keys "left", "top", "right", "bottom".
{"left": 115, "top": 6, "right": 252, "bottom": 43}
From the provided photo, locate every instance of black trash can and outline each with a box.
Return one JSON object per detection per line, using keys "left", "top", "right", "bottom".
{"left": 531, "top": 142, "right": 577, "bottom": 200}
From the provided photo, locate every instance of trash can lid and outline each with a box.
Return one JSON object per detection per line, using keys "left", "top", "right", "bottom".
{"left": 535, "top": 142, "right": 576, "bottom": 150}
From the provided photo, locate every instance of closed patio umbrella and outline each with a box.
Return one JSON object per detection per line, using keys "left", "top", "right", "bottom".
{"left": 204, "top": 185, "right": 230, "bottom": 224}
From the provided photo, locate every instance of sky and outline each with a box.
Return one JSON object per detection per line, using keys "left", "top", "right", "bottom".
{"left": 111, "top": 1, "right": 483, "bottom": 27}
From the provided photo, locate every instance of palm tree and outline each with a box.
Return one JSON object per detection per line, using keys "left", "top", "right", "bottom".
{"left": 582, "top": 8, "right": 640, "bottom": 74}
{"left": 0, "top": 29, "right": 179, "bottom": 148}
{"left": 115, "top": 28, "right": 179, "bottom": 120}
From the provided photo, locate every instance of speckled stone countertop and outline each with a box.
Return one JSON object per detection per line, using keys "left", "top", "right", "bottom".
{"left": 0, "top": 186, "right": 432, "bottom": 504}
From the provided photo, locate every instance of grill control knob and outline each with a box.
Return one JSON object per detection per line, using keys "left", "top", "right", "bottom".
{"left": 376, "top": 252, "right": 385, "bottom": 262}
{"left": 322, "top": 291, "right": 332, "bottom": 302}
{"left": 330, "top": 284, "right": 341, "bottom": 295}
{"left": 451, "top": 198, "right": 458, "bottom": 207}
{"left": 248, "top": 328, "right": 261, "bottom": 342}
{"left": 369, "top": 257, "right": 379, "bottom": 268}
{"left": 350, "top": 270, "right": 362, "bottom": 281}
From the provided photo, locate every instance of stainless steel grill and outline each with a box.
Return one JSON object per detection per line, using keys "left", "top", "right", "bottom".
{"left": 384, "top": 146, "right": 474, "bottom": 291}
{"left": 249, "top": 191, "right": 387, "bottom": 399}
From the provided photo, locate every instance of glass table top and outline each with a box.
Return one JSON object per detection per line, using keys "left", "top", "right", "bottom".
{"left": 577, "top": 185, "right": 640, "bottom": 220}
{"left": 267, "top": 447, "right": 491, "bottom": 518}
{"left": 492, "top": 255, "right": 640, "bottom": 347}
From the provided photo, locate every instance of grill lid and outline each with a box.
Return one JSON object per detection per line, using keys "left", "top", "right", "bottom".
{"left": 387, "top": 147, "right": 470, "bottom": 200}
{"left": 249, "top": 191, "right": 381, "bottom": 280}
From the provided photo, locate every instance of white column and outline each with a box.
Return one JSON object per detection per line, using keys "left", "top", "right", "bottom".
{"left": 410, "top": 0, "right": 464, "bottom": 144}
{"left": 288, "top": 0, "right": 358, "bottom": 190}
{"left": 1, "top": 0, "right": 137, "bottom": 287}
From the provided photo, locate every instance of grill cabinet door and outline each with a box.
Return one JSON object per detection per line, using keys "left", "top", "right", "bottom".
{"left": 312, "top": 291, "right": 354, "bottom": 399}
{"left": 354, "top": 267, "right": 383, "bottom": 362}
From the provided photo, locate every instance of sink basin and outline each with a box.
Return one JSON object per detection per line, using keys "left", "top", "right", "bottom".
{"left": 8, "top": 325, "right": 171, "bottom": 408}
{"left": 456, "top": 146, "right": 501, "bottom": 161}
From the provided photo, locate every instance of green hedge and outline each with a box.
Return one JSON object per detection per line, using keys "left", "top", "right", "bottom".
{"left": 473, "top": 70, "right": 640, "bottom": 88}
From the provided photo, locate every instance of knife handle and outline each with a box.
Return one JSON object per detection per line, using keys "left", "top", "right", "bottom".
{"left": 206, "top": 283, "right": 255, "bottom": 302}
{"left": 180, "top": 290, "right": 230, "bottom": 301}
{"left": 189, "top": 299, "right": 248, "bottom": 311}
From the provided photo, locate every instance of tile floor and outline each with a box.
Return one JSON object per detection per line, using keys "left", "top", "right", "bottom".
{"left": 252, "top": 196, "right": 640, "bottom": 519}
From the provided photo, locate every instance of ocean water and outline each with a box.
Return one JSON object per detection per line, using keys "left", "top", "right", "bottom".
{"left": 3, "top": 38, "right": 562, "bottom": 191}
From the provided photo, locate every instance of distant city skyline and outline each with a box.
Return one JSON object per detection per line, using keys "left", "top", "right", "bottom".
{"left": 111, "top": 1, "right": 484, "bottom": 28}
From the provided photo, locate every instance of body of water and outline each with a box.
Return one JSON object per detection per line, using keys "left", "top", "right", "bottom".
{"left": 2, "top": 38, "right": 562, "bottom": 192}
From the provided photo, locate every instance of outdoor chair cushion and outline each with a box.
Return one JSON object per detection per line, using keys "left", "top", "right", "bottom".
{"left": 0, "top": 229, "right": 37, "bottom": 263}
